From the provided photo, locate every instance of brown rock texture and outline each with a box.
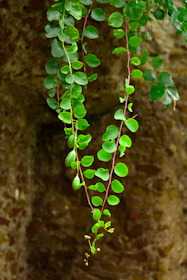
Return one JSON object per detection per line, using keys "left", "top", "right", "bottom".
{"left": 0, "top": 0, "right": 187, "bottom": 280}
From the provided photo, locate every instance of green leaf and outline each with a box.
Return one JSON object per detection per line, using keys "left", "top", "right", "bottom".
{"left": 72, "top": 61, "right": 83, "bottom": 70}
{"left": 91, "top": 8, "right": 105, "bottom": 21}
{"left": 150, "top": 82, "right": 165, "bottom": 100}
{"left": 73, "top": 105, "right": 87, "bottom": 118}
{"left": 107, "top": 195, "right": 120, "bottom": 206}
{"left": 129, "top": 36, "right": 142, "bottom": 47}
{"left": 141, "top": 31, "right": 152, "bottom": 41}
{"left": 83, "top": 25, "right": 99, "bottom": 39}
{"left": 88, "top": 73, "right": 98, "bottom": 82}
{"left": 114, "top": 109, "right": 126, "bottom": 121}
{"left": 140, "top": 50, "right": 149, "bottom": 65}
{"left": 72, "top": 84, "right": 82, "bottom": 98}
{"left": 47, "top": 8, "right": 61, "bottom": 21}
{"left": 64, "top": 25, "right": 79, "bottom": 40}
{"left": 67, "top": 135, "right": 74, "bottom": 148}
{"left": 72, "top": 175, "right": 81, "bottom": 190}
{"left": 128, "top": 103, "right": 133, "bottom": 112}
{"left": 102, "top": 141, "right": 116, "bottom": 153}
{"left": 102, "top": 125, "right": 119, "bottom": 141}
{"left": 119, "top": 135, "right": 132, "bottom": 147}
{"left": 85, "top": 54, "right": 101, "bottom": 67}
{"left": 97, "top": 0, "right": 109, "bottom": 2}
{"left": 126, "top": 85, "right": 135, "bottom": 95}
{"left": 65, "top": 74, "right": 75, "bottom": 84}
{"left": 108, "top": 12, "right": 124, "bottom": 28}
{"left": 44, "top": 76, "right": 58, "bottom": 89}
{"left": 97, "top": 149, "right": 112, "bottom": 162}
{"left": 65, "top": 150, "right": 76, "bottom": 167}
{"left": 167, "top": 86, "right": 179, "bottom": 101}
{"left": 74, "top": 72, "right": 88, "bottom": 85}
{"left": 81, "top": 155, "right": 94, "bottom": 167}
{"left": 111, "top": 179, "right": 124, "bottom": 193}
{"left": 45, "top": 23, "right": 61, "bottom": 38}
{"left": 58, "top": 111, "right": 72, "bottom": 124}
{"left": 95, "top": 182, "right": 105, "bottom": 192}
{"left": 114, "top": 163, "right": 128, "bottom": 177}
{"left": 69, "top": 3, "right": 82, "bottom": 20}
{"left": 109, "top": 0, "right": 125, "bottom": 8}
{"left": 129, "top": 22, "right": 139, "bottom": 31}
{"left": 68, "top": 42, "right": 78, "bottom": 53}
{"left": 112, "top": 47, "right": 126, "bottom": 54}
{"left": 154, "top": 8, "right": 165, "bottom": 20}
{"left": 132, "top": 69, "right": 143, "bottom": 78}
{"left": 81, "top": 0, "right": 92, "bottom": 5}
{"left": 143, "top": 69, "right": 156, "bottom": 83}
{"left": 46, "top": 97, "right": 57, "bottom": 109}
{"left": 131, "top": 57, "right": 141, "bottom": 66}
{"left": 162, "top": 89, "right": 172, "bottom": 105}
{"left": 123, "top": 1, "right": 143, "bottom": 21}
{"left": 84, "top": 169, "right": 95, "bottom": 179}
{"left": 158, "top": 71, "right": 174, "bottom": 86}
{"left": 93, "top": 209, "right": 101, "bottom": 220}
{"left": 77, "top": 119, "right": 89, "bottom": 130}
{"left": 45, "top": 58, "right": 59, "bottom": 74}
{"left": 151, "top": 57, "right": 164, "bottom": 69}
{"left": 103, "top": 209, "right": 111, "bottom": 217}
{"left": 61, "top": 64, "right": 70, "bottom": 74}
{"left": 104, "top": 221, "right": 111, "bottom": 228}
{"left": 96, "top": 233, "right": 104, "bottom": 240}
{"left": 51, "top": 39, "right": 65, "bottom": 57}
{"left": 113, "top": 29, "right": 125, "bottom": 39}
{"left": 125, "top": 118, "right": 139, "bottom": 132}
{"left": 108, "top": 228, "right": 115, "bottom": 233}
{"left": 95, "top": 168, "right": 109, "bottom": 181}
{"left": 91, "top": 196, "right": 103, "bottom": 207}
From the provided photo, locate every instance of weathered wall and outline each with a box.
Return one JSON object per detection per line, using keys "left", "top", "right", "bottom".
{"left": 0, "top": 0, "right": 187, "bottom": 279}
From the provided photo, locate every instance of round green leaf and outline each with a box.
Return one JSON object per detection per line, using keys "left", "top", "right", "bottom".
{"left": 143, "top": 69, "right": 156, "bottom": 83}
{"left": 73, "top": 105, "right": 87, "bottom": 118}
{"left": 107, "top": 195, "right": 120, "bottom": 206}
{"left": 69, "top": 3, "right": 82, "bottom": 20}
{"left": 166, "top": 86, "right": 179, "bottom": 101}
{"left": 45, "top": 23, "right": 61, "bottom": 38}
{"left": 154, "top": 8, "right": 165, "bottom": 20}
{"left": 131, "top": 57, "right": 141, "bottom": 66}
{"left": 91, "top": 8, "right": 105, "bottom": 21}
{"left": 77, "top": 119, "right": 89, "bottom": 130}
{"left": 111, "top": 179, "right": 124, "bottom": 193}
{"left": 151, "top": 56, "right": 164, "bottom": 69}
{"left": 65, "top": 74, "right": 75, "bottom": 84}
{"left": 108, "top": 12, "right": 124, "bottom": 28}
{"left": 112, "top": 47, "right": 126, "bottom": 54}
{"left": 102, "top": 125, "right": 119, "bottom": 141}
{"left": 74, "top": 72, "right": 88, "bottom": 85}
{"left": 72, "top": 84, "right": 82, "bottom": 98}
{"left": 103, "top": 209, "right": 111, "bottom": 217}
{"left": 51, "top": 39, "right": 65, "bottom": 57}
{"left": 129, "top": 36, "right": 142, "bottom": 47}
{"left": 83, "top": 169, "right": 95, "bottom": 179}
{"left": 64, "top": 25, "right": 79, "bottom": 40}
{"left": 132, "top": 69, "right": 143, "bottom": 78}
{"left": 95, "top": 168, "right": 109, "bottom": 181}
{"left": 65, "top": 150, "right": 76, "bottom": 167}
{"left": 125, "top": 118, "right": 139, "bottom": 133}
{"left": 97, "top": 149, "right": 112, "bottom": 162}
{"left": 141, "top": 31, "right": 152, "bottom": 41}
{"left": 113, "top": 29, "right": 124, "bottom": 39}
{"left": 140, "top": 50, "right": 150, "bottom": 65}
{"left": 126, "top": 85, "right": 135, "bottom": 95}
{"left": 129, "top": 22, "right": 139, "bottom": 31}
{"left": 58, "top": 111, "right": 72, "bottom": 124}
{"left": 102, "top": 141, "right": 116, "bottom": 153}
{"left": 114, "top": 163, "right": 128, "bottom": 177}
{"left": 81, "top": 155, "right": 94, "bottom": 167}
{"left": 72, "top": 175, "right": 81, "bottom": 190}
{"left": 119, "top": 135, "right": 132, "bottom": 147}
{"left": 83, "top": 25, "right": 99, "bottom": 39}
{"left": 46, "top": 97, "right": 57, "bottom": 110}
{"left": 109, "top": 0, "right": 125, "bottom": 8}
{"left": 67, "top": 135, "right": 74, "bottom": 148}
{"left": 123, "top": 1, "right": 143, "bottom": 21}
{"left": 95, "top": 182, "right": 105, "bottom": 192}
{"left": 45, "top": 58, "right": 59, "bottom": 74}
{"left": 150, "top": 82, "right": 165, "bottom": 100}
{"left": 114, "top": 109, "right": 126, "bottom": 121}
{"left": 44, "top": 76, "right": 58, "bottom": 89}
{"left": 85, "top": 54, "right": 101, "bottom": 67}
{"left": 163, "top": 90, "right": 172, "bottom": 105}
{"left": 158, "top": 71, "right": 174, "bottom": 86}
{"left": 47, "top": 8, "right": 61, "bottom": 21}
{"left": 72, "top": 61, "right": 83, "bottom": 70}
{"left": 61, "top": 65, "right": 70, "bottom": 74}
{"left": 81, "top": 0, "right": 92, "bottom": 5}
{"left": 88, "top": 73, "right": 97, "bottom": 82}
{"left": 93, "top": 209, "right": 101, "bottom": 220}
{"left": 91, "top": 196, "right": 103, "bottom": 207}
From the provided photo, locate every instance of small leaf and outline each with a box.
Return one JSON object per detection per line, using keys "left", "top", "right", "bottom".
{"left": 72, "top": 175, "right": 81, "bottom": 190}
{"left": 45, "top": 58, "right": 59, "bottom": 74}
{"left": 74, "top": 72, "right": 88, "bottom": 85}
{"left": 125, "top": 118, "right": 139, "bottom": 132}
{"left": 84, "top": 169, "right": 95, "bottom": 179}
{"left": 154, "top": 8, "right": 165, "bottom": 20}
{"left": 81, "top": 155, "right": 94, "bottom": 167}
{"left": 46, "top": 97, "right": 57, "bottom": 109}
{"left": 102, "top": 141, "right": 116, "bottom": 153}
{"left": 72, "top": 61, "right": 83, "bottom": 70}
{"left": 123, "top": 1, "right": 143, "bottom": 21}
{"left": 131, "top": 57, "right": 141, "bottom": 66}
{"left": 129, "top": 22, "right": 139, "bottom": 31}
{"left": 111, "top": 179, "right": 124, "bottom": 193}
{"left": 114, "top": 162, "right": 128, "bottom": 177}
{"left": 129, "top": 36, "right": 142, "bottom": 47}
{"left": 65, "top": 74, "right": 75, "bottom": 84}
{"left": 167, "top": 86, "right": 179, "bottom": 101}
{"left": 44, "top": 76, "right": 58, "bottom": 89}
{"left": 58, "top": 111, "right": 72, "bottom": 124}
{"left": 114, "top": 109, "right": 126, "bottom": 121}
{"left": 107, "top": 195, "right": 120, "bottom": 206}
{"left": 47, "top": 8, "right": 61, "bottom": 21}
{"left": 65, "top": 150, "right": 76, "bottom": 167}
{"left": 73, "top": 105, "right": 87, "bottom": 118}
{"left": 95, "top": 182, "right": 105, "bottom": 192}
{"left": 108, "top": 12, "right": 124, "bottom": 28}
{"left": 88, "top": 73, "right": 98, "bottom": 82}
{"left": 126, "top": 85, "right": 135, "bottom": 95}
{"left": 109, "top": 0, "right": 125, "bottom": 8}
{"left": 91, "top": 196, "right": 103, "bottom": 207}
{"left": 151, "top": 56, "right": 164, "bottom": 69}
{"left": 141, "top": 31, "right": 152, "bottom": 41}
{"left": 45, "top": 23, "right": 61, "bottom": 38}
{"left": 96, "top": 233, "right": 104, "bottom": 240}
{"left": 51, "top": 38, "right": 65, "bottom": 57}
{"left": 143, "top": 69, "right": 156, "bottom": 83}
{"left": 158, "top": 71, "right": 174, "bottom": 86}
{"left": 140, "top": 50, "right": 149, "bottom": 65}
{"left": 91, "top": 8, "right": 105, "bottom": 21}
{"left": 77, "top": 119, "right": 89, "bottom": 130}
{"left": 102, "top": 125, "right": 119, "bottom": 141}
{"left": 83, "top": 25, "right": 99, "bottom": 39}
{"left": 150, "top": 82, "right": 165, "bottom": 100}
{"left": 97, "top": 149, "right": 112, "bottom": 162}
{"left": 103, "top": 209, "right": 111, "bottom": 217}
{"left": 104, "top": 221, "right": 111, "bottom": 228}
{"left": 72, "top": 84, "right": 82, "bottom": 98}
{"left": 85, "top": 54, "right": 101, "bottom": 67}
{"left": 64, "top": 25, "right": 79, "bottom": 40}
{"left": 128, "top": 103, "right": 133, "bottom": 112}
{"left": 113, "top": 29, "right": 125, "bottom": 39}
{"left": 132, "top": 69, "right": 143, "bottom": 78}
{"left": 95, "top": 168, "right": 109, "bottom": 181}
{"left": 119, "top": 135, "right": 132, "bottom": 147}
{"left": 69, "top": 3, "right": 82, "bottom": 20}
{"left": 93, "top": 209, "right": 101, "bottom": 220}
{"left": 112, "top": 47, "right": 126, "bottom": 54}
{"left": 67, "top": 135, "right": 74, "bottom": 148}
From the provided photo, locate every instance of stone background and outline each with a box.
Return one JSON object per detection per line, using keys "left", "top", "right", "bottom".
{"left": 0, "top": 0, "right": 187, "bottom": 279}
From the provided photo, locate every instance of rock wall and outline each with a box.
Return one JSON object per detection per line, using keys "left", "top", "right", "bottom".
{"left": 0, "top": 0, "right": 187, "bottom": 280}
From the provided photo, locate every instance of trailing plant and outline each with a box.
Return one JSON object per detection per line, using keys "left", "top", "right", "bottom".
{"left": 44, "top": 0, "right": 186, "bottom": 265}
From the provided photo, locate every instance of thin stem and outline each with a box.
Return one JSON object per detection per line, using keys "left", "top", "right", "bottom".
{"left": 57, "top": 86, "right": 60, "bottom": 107}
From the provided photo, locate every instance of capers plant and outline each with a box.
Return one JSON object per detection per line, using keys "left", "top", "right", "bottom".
{"left": 44, "top": 0, "right": 186, "bottom": 265}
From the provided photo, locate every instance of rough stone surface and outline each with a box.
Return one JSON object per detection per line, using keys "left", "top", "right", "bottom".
{"left": 0, "top": 0, "right": 187, "bottom": 280}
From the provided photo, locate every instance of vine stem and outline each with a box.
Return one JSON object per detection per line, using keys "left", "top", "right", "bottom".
{"left": 81, "top": 0, "right": 95, "bottom": 74}
{"left": 57, "top": 86, "right": 60, "bottom": 107}
{"left": 101, "top": 20, "right": 131, "bottom": 213}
